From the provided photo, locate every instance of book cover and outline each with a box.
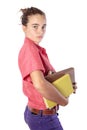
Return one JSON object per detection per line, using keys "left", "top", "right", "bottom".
{"left": 45, "top": 67, "right": 75, "bottom": 84}
{"left": 44, "top": 74, "right": 74, "bottom": 108}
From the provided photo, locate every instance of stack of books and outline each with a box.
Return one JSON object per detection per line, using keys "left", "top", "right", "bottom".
{"left": 44, "top": 67, "right": 75, "bottom": 108}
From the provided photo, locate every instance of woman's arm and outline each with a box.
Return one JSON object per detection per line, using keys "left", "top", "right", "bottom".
{"left": 30, "top": 70, "right": 68, "bottom": 106}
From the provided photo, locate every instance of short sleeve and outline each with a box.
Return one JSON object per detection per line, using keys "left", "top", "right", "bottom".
{"left": 18, "top": 40, "right": 45, "bottom": 79}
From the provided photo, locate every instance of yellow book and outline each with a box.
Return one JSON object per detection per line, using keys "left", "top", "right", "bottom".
{"left": 43, "top": 74, "right": 74, "bottom": 108}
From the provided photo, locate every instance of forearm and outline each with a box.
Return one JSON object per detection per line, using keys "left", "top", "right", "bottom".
{"left": 35, "top": 79, "right": 68, "bottom": 106}
{"left": 30, "top": 70, "right": 68, "bottom": 106}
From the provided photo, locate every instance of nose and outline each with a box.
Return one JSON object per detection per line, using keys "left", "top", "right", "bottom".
{"left": 37, "top": 27, "right": 45, "bottom": 35}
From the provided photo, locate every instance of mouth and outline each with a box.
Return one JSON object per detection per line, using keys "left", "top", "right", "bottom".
{"left": 37, "top": 36, "right": 43, "bottom": 39}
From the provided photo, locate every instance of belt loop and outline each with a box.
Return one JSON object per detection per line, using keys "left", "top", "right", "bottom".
{"left": 56, "top": 105, "right": 59, "bottom": 111}
{"left": 40, "top": 110, "right": 43, "bottom": 117}
{"left": 56, "top": 105, "right": 57, "bottom": 111}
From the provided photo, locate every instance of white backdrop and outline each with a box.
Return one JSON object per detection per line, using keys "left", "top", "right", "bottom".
{"left": 0, "top": 0, "right": 87, "bottom": 130}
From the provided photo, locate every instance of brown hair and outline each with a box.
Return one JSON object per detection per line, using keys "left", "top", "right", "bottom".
{"left": 20, "top": 7, "right": 46, "bottom": 26}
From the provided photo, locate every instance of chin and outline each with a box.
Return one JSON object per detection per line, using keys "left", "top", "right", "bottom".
{"left": 35, "top": 40, "right": 42, "bottom": 44}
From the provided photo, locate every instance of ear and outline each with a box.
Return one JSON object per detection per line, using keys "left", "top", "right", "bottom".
{"left": 22, "top": 25, "right": 27, "bottom": 33}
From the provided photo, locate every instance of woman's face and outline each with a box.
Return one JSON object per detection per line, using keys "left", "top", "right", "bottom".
{"left": 23, "top": 14, "right": 46, "bottom": 44}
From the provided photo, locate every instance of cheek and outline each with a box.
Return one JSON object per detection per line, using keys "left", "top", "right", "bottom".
{"left": 27, "top": 30, "right": 36, "bottom": 40}
{"left": 43, "top": 30, "right": 46, "bottom": 35}
{"left": 26, "top": 29, "right": 34, "bottom": 36}
{"left": 43, "top": 28, "right": 46, "bottom": 33}
{"left": 30, "top": 31, "right": 36, "bottom": 38}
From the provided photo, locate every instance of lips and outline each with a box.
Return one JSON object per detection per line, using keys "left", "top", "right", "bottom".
{"left": 37, "top": 36, "right": 43, "bottom": 39}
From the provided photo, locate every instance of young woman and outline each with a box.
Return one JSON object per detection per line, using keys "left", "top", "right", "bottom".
{"left": 18, "top": 7, "right": 76, "bottom": 130}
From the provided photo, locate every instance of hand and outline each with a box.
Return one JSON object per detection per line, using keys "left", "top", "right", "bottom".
{"left": 48, "top": 70, "right": 55, "bottom": 75}
{"left": 72, "top": 82, "right": 77, "bottom": 93}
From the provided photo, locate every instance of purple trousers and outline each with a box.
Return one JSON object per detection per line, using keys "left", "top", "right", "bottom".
{"left": 24, "top": 106, "right": 63, "bottom": 130}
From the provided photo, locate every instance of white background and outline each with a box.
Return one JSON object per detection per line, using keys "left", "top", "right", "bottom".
{"left": 0, "top": 0, "right": 87, "bottom": 130}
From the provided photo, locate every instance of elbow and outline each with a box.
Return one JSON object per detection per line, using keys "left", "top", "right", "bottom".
{"left": 61, "top": 98, "right": 69, "bottom": 106}
{"left": 63, "top": 100, "right": 69, "bottom": 106}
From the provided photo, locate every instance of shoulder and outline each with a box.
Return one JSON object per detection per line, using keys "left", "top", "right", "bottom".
{"left": 24, "top": 37, "right": 39, "bottom": 52}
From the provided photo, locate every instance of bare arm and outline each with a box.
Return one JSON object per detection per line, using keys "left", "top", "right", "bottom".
{"left": 30, "top": 70, "right": 68, "bottom": 106}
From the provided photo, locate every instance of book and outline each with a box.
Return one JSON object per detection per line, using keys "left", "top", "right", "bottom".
{"left": 44, "top": 74, "right": 74, "bottom": 108}
{"left": 45, "top": 67, "right": 75, "bottom": 84}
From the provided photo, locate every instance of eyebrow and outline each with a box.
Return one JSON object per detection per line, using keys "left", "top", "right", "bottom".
{"left": 32, "top": 23, "right": 46, "bottom": 26}
{"left": 32, "top": 24, "right": 39, "bottom": 26}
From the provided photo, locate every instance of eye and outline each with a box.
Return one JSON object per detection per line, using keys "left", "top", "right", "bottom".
{"left": 33, "top": 25, "right": 38, "bottom": 29}
{"left": 42, "top": 24, "right": 46, "bottom": 30}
